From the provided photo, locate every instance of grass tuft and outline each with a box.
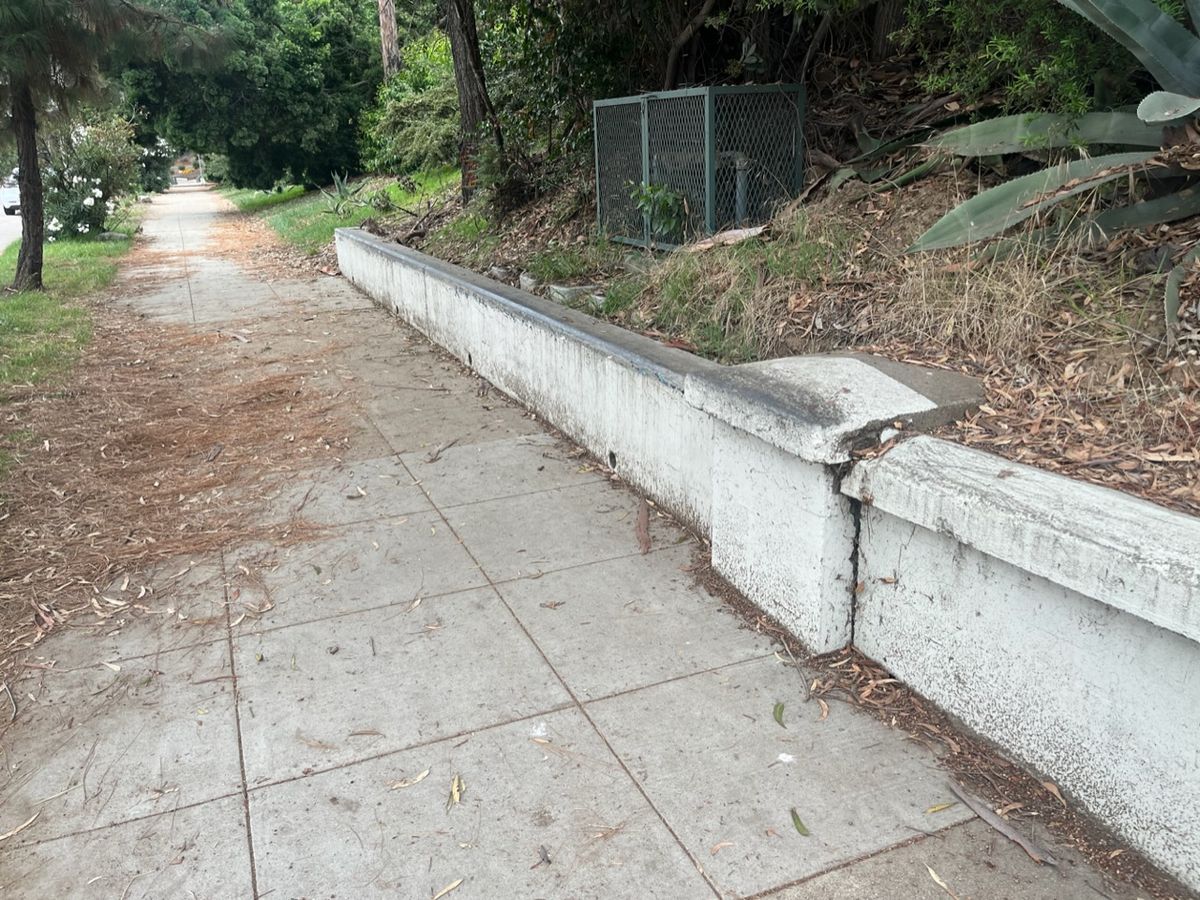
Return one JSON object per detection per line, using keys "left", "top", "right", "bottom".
{"left": 226, "top": 170, "right": 460, "bottom": 255}
{"left": 0, "top": 236, "right": 136, "bottom": 393}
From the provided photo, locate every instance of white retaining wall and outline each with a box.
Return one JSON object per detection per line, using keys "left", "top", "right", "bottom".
{"left": 337, "top": 229, "right": 1200, "bottom": 891}
{"left": 844, "top": 437, "right": 1200, "bottom": 889}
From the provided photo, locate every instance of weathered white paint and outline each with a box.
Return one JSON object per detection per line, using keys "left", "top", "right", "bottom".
{"left": 338, "top": 227, "right": 1200, "bottom": 888}
{"left": 845, "top": 437, "right": 1200, "bottom": 891}
{"left": 687, "top": 356, "right": 936, "bottom": 463}
{"left": 853, "top": 506, "right": 1200, "bottom": 889}
{"left": 844, "top": 436, "right": 1200, "bottom": 644}
{"left": 710, "top": 421, "right": 857, "bottom": 650}
{"left": 336, "top": 231, "right": 717, "bottom": 530}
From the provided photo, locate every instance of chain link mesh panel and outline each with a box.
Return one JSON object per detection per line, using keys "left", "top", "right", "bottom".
{"left": 595, "top": 86, "right": 804, "bottom": 247}
{"left": 713, "top": 89, "right": 803, "bottom": 232}
{"left": 646, "top": 94, "right": 706, "bottom": 245}
{"left": 595, "top": 100, "right": 644, "bottom": 242}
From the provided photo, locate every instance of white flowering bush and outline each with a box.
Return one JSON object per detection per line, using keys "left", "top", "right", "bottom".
{"left": 42, "top": 113, "right": 141, "bottom": 238}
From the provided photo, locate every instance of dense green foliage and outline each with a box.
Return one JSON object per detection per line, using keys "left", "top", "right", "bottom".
{"left": 900, "top": 0, "right": 1137, "bottom": 114}
{"left": 126, "top": 0, "right": 384, "bottom": 188}
{"left": 360, "top": 34, "right": 459, "bottom": 175}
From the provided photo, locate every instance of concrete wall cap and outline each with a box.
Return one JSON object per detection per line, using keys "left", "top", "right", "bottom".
{"left": 336, "top": 229, "right": 716, "bottom": 391}
{"left": 685, "top": 356, "right": 981, "bottom": 464}
{"left": 843, "top": 435, "right": 1200, "bottom": 644}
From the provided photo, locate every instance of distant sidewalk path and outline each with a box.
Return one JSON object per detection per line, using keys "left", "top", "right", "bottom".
{"left": 0, "top": 187, "right": 1135, "bottom": 899}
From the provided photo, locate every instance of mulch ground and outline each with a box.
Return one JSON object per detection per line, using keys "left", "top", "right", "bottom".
{"left": 0, "top": 223, "right": 352, "bottom": 691}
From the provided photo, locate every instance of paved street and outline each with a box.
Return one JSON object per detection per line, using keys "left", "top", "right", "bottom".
{"left": 0, "top": 210, "right": 20, "bottom": 256}
{"left": 0, "top": 187, "right": 1138, "bottom": 898}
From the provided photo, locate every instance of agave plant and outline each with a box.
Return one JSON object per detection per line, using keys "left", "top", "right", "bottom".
{"left": 910, "top": 0, "right": 1200, "bottom": 337}
{"left": 320, "top": 171, "right": 364, "bottom": 217}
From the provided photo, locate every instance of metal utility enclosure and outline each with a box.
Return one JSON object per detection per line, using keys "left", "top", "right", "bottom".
{"left": 593, "top": 84, "right": 805, "bottom": 248}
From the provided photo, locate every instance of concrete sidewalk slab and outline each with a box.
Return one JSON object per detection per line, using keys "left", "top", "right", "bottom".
{"left": 446, "top": 481, "right": 666, "bottom": 582}
{"left": 261, "top": 454, "right": 433, "bottom": 526}
{"left": 363, "top": 384, "right": 542, "bottom": 455}
{"left": 0, "top": 795, "right": 252, "bottom": 899}
{"left": 499, "top": 546, "right": 776, "bottom": 701}
{"left": 764, "top": 819, "right": 1136, "bottom": 899}
{"left": 232, "top": 587, "right": 573, "bottom": 784}
{"left": 43, "top": 559, "right": 229, "bottom": 669}
{"left": 224, "top": 514, "right": 487, "bottom": 632}
{"left": 248, "top": 707, "right": 712, "bottom": 899}
{"left": 0, "top": 640, "right": 241, "bottom": 847}
{"left": 586, "top": 656, "right": 975, "bottom": 898}
{"left": 400, "top": 433, "right": 608, "bottom": 510}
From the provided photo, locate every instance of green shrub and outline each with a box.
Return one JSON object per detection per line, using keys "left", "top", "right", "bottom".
{"left": 898, "top": 0, "right": 1173, "bottom": 114}
{"left": 360, "top": 33, "right": 459, "bottom": 175}
{"left": 41, "top": 113, "right": 141, "bottom": 239}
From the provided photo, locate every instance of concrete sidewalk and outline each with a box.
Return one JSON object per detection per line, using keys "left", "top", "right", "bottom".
{"left": 0, "top": 188, "right": 1136, "bottom": 899}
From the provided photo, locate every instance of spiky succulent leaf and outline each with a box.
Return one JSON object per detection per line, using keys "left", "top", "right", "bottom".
{"left": 1056, "top": 0, "right": 1200, "bottom": 96}
{"left": 909, "top": 151, "right": 1158, "bottom": 252}
{"left": 1137, "top": 91, "right": 1200, "bottom": 123}
{"left": 927, "top": 112, "right": 1163, "bottom": 156}
{"left": 1164, "top": 244, "right": 1200, "bottom": 341}
{"left": 1089, "top": 185, "right": 1200, "bottom": 235}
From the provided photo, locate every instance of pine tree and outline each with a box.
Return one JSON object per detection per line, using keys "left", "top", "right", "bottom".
{"left": 0, "top": 1, "right": 154, "bottom": 290}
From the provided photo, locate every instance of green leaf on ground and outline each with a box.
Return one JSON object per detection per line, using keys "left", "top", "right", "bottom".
{"left": 790, "top": 807, "right": 811, "bottom": 836}
{"left": 773, "top": 702, "right": 785, "bottom": 728}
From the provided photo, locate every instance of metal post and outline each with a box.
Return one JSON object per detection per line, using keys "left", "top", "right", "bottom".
{"left": 735, "top": 154, "right": 748, "bottom": 227}
{"left": 640, "top": 98, "right": 651, "bottom": 247}
{"left": 704, "top": 89, "right": 716, "bottom": 235}
{"left": 592, "top": 103, "right": 603, "bottom": 237}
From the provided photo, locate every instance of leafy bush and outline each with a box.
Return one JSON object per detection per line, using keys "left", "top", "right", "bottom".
{"left": 41, "top": 114, "right": 141, "bottom": 239}
{"left": 203, "top": 154, "right": 230, "bottom": 184}
{"left": 899, "top": 0, "right": 1159, "bottom": 115}
{"left": 136, "top": 135, "right": 173, "bottom": 192}
{"left": 360, "top": 33, "right": 459, "bottom": 175}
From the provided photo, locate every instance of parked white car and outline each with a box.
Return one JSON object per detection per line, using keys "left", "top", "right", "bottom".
{"left": 1, "top": 180, "right": 18, "bottom": 216}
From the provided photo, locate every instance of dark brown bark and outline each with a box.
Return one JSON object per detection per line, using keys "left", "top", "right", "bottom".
{"left": 871, "top": 0, "right": 905, "bottom": 61}
{"left": 444, "top": 0, "right": 502, "bottom": 203}
{"left": 663, "top": 0, "right": 718, "bottom": 90}
{"left": 11, "top": 81, "right": 44, "bottom": 293}
{"left": 377, "top": 0, "right": 402, "bottom": 77}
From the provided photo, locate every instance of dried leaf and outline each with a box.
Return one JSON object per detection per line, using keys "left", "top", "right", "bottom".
{"left": 1041, "top": 780, "right": 1067, "bottom": 809}
{"left": 817, "top": 698, "right": 829, "bottom": 721}
{"left": 925, "top": 865, "right": 960, "bottom": 899}
{"left": 947, "top": 781, "right": 1057, "bottom": 866}
{"left": 925, "top": 802, "right": 957, "bottom": 815}
{"left": 773, "top": 702, "right": 786, "bottom": 728}
{"left": 388, "top": 768, "right": 430, "bottom": 790}
{"left": 635, "top": 499, "right": 651, "bottom": 554}
{"left": 446, "top": 774, "right": 465, "bottom": 812}
{"left": 0, "top": 811, "right": 40, "bottom": 843}
{"left": 431, "top": 878, "right": 463, "bottom": 899}
{"left": 790, "top": 807, "right": 810, "bottom": 837}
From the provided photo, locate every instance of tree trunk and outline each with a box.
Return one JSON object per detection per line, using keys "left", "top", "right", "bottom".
{"left": 11, "top": 81, "right": 44, "bottom": 293}
{"left": 377, "top": 0, "right": 402, "bottom": 77}
{"left": 444, "top": 0, "right": 501, "bottom": 203}
{"left": 663, "top": 0, "right": 718, "bottom": 90}
{"left": 871, "top": 0, "right": 905, "bottom": 61}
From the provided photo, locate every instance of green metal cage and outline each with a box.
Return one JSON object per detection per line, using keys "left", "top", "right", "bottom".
{"left": 593, "top": 84, "right": 806, "bottom": 248}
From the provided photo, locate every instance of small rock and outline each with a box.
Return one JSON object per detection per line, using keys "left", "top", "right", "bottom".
{"left": 487, "top": 265, "right": 512, "bottom": 282}
{"left": 518, "top": 272, "right": 541, "bottom": 293}
{"left": 95, "top": 231, "right": 130, "bottom": 242}
{"left": 548, "top": 283, "right": 600, "bottom": 305}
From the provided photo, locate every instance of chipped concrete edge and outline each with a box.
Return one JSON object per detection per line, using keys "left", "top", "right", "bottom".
{"left": 337, "top": 228, "right": 1199, "bottom": 889}
{"left": 843, "top": 435, "right": 1200, "bottom": 645}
